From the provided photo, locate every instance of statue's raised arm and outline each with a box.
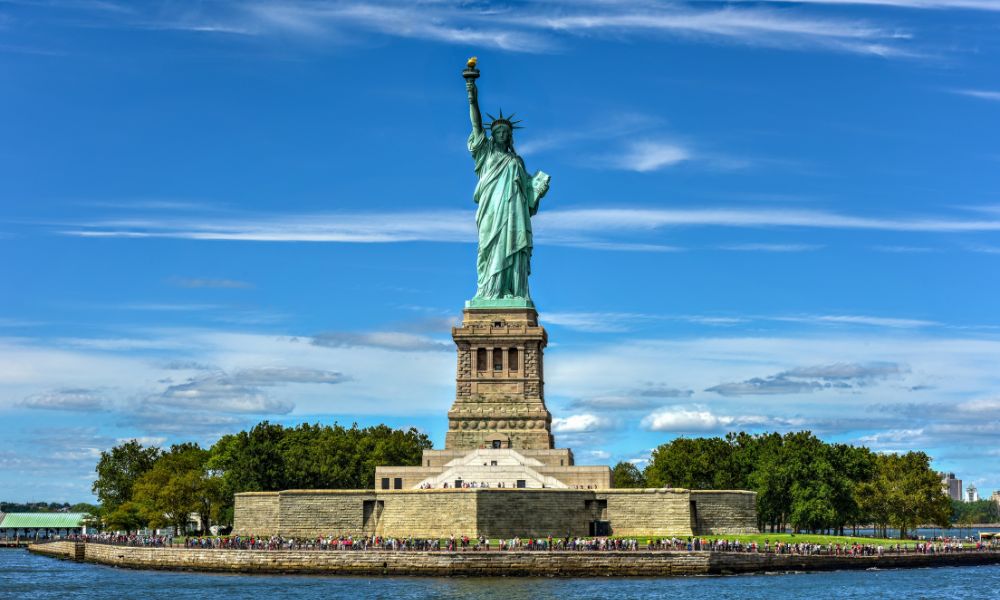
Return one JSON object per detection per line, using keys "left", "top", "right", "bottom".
{"left": 461, "top": 58, "right": 550, "bottom": 308}
{"left": 467, "top": 80, "right": 483, "bottom": 134}
{"left": 464, "top": 57, "right": 483, "bottom": 134}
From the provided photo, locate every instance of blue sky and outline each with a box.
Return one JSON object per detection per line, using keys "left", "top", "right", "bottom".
{"left": 2, "top": 0, "right": 1000, "bottom": 503}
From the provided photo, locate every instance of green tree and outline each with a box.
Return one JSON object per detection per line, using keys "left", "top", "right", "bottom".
{"left": 612, "top": 461, "right": 646, "bottom": 488}
{"left": 952, "top": 499, "right": 1000, "bottom": 525}
{"left": 206, "top": 421, "right": 432, "bottom": 525}
{"left": 132, "top": 443, "right": 222, "bottom": 535}
{"left": 863, "top": 451, "right": 951, "bottom": 538}
{"left": 103, "top": 501, "right": 154, "bottom": 533}
{"left": 645, "top": 437, "right": 733, "bottom": 489}
{"left": 92, "top": 440, "right": 161, "bottom": 511}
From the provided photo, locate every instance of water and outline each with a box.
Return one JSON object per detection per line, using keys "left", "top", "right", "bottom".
{"left": 3, "top": 548, "right": 998, "bottom": 599}
{"left": 851, "top": 526, "right": 1000, "bottom": 540}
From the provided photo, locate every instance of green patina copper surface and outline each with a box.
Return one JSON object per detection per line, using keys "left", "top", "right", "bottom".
{"left": 465, "top": 297, "right": 535, "bottom": 309}
{"left": 0, "top": 512, "right": 87, "bottom": 529}
{"left": 465, "top": 62, "right": 549, "bottom": 305}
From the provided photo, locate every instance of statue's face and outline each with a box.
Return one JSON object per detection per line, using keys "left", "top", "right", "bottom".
{"left": 492, "top": 125, "right": 511, "bottom": 147}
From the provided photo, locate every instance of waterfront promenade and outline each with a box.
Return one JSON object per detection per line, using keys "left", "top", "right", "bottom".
{"left": 28, "top": 538, "right": 1000, "bottom": 577}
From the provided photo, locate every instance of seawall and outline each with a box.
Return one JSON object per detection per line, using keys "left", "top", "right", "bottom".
{"left": 29, "top": 541, "right": 1000, "bottom": 577}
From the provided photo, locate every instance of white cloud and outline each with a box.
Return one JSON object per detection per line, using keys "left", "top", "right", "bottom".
{"left": 611, "top": 141, "right": 691, "bottom": 172}
{"left": 736, "top": 0, "right": 1000, "bottom": 11}
{"left": 857, "top": 428, "right": 929, "bottom": 448}
{"left": 718, "top": 243, "right": 823, "bottom": 252}
{"left": 116, "top": 436, "right": 167, "bottom": 447}
{"left": 706, "top": 361, "right": 908, "bottom": 396}
{"left": 55, "top": 205, "right": 1000, "bottom": 248}
{"left": 312, "top": 331, "right": 451, "bottom": 352}
{"left": 22, "top": 388, "right": 106, "bottom": 411}
{"left": 551, "top": 413, "right": 615, "bottom": 433}
{"left": 541, "top": 311, "right": 646, "bottom": 333}
{"left": 779, "top": 314, "right": 940, "bottom": 328}
{"left": 642, "top": 407, "right": 734, "bottom": 432}
{"left": 956, "top": 397, "right": 1000, "bottom": 413}
{"left": 170, "top": 277, "right": 253, "bottom": 289}
{"left": 641, "top": 405, "right": 804, "bottom": 432}
{"left": 51, "top": 1, "right": 924, "bottom": 57}
{"left": 510, "top": 6, "right": 912, "bottom": 56}
{"left": 952, "top": 89, "right": 1000, "bottom": 102}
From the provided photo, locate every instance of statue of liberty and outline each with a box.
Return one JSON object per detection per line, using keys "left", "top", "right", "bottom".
{"left": 464, "top": 58, "right": 550, "bottom": 307}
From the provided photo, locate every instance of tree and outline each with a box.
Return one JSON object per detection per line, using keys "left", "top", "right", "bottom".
{"left": 132, "top": 443, "right": 222, "bottom": 535}
{"left": 952, "top": 499, "right": 1000, "bottom": 525}
{"left": 612, "top": 462, "right": 646, "bottom": 488}
{"left": 103, "top": 501, "right": 154, "bottom": 533}
{"left": 645, "top": 437, "right": 733, "bottom": 489}
{"left": 93, "top": 440, "right": 161, "bottom": 511}
{"left": 206, "top": 421, "right": 433, "bottom": 525}
{"left": 860, "top": 451, "right": 951, "bottom": 538}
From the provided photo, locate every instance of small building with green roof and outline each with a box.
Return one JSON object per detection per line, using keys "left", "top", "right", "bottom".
{"left": 0, "top": 512, "right": 88, "bottom": 539}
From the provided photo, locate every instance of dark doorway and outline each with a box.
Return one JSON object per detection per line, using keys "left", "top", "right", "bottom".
{"left": 589, "top": 521, "right": 611, "bottom": 536}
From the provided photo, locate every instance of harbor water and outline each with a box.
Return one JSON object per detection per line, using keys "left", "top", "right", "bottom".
{"left": 3, "top": 547, "right": 998, "bottom": 599}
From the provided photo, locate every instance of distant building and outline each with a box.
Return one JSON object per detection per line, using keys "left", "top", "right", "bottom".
{"left": 966, "top": 484, "right": 980, "bottom": 503}
{"left": 941, "top": 472, "right": 963, "bottom": 501}
{"left": 0, "top": 512, "right": 88, "bottom": 539}
{"left": 991, "top": 490, "right": 1000, "bottom": 507}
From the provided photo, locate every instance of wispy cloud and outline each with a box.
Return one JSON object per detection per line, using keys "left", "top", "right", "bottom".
{"left": 736, "top": 0, "right": 1000, "bottom": 11}
{"left": 21, "top": 0, "right": 922, "bottom": 57}
{"left": 952, "top": 89, "right": 1000, "bottom": 102}
{"left": 21, "top": 387, "right": 106, "bottom": 411}
{"left": 610, "top": 140, "right": 692, "bottom": 172}
{"left": 566, "top": 383, "right": 694, "bottom": 412}
{"left": 706, "top": 361, "right": 908, "bottom": 396}
{"left": 311, "top": 331, "right": 451, "bottom": 352}
{"left": 55, "top": 205, "right": 1000, "bottom": 247}
{"left": 717, "top": 243, "right": 824, "bottom": 252}
{"left": 518, "top": 113, "right": 663, "bottom": 156}
{"left": 169, "top": 277, "right": 253, "bottom": 289}
{"left": 149, "top": 366, "right": 345, "bottom": 414}
{"left": 542, "top": 310, "right": 941, "bottom": 333}
{"left": 509, "top": 5, "right": 915, "bottom": 57}
{"left": 811, "top": 315, "right": 939, "bottom": 328}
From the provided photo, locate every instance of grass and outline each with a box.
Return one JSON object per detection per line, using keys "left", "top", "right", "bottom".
{"left": 697, "top": 533, "right": 922, "bottom": 547}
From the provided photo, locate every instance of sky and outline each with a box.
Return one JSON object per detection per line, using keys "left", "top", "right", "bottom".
{"left": 2, "top": 0, "right": 1000, "bottom": 503}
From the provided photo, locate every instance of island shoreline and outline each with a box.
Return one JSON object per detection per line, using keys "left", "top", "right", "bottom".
{"left": 28, "top": 541, "right": 1000, "bottom": 577}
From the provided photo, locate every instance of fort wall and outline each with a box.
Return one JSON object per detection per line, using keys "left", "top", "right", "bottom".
{"left": 233, "top": 488, "right": 756, "bottom": 538}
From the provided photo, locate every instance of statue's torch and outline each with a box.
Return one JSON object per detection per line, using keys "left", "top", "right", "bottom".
{"left": 463, "top": 57, "right": 480, "bottom": 80}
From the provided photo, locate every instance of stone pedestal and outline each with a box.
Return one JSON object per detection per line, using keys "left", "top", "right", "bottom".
{"left": 445, "top": 307, "right": 553, "bottom": 450}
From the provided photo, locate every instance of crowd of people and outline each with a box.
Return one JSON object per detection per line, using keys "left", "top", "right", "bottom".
{"left": 55, "top": 533, "right": 999, "bottom": 556}
{"left": 65, "top": 533, "right": 173, "bottom": 547}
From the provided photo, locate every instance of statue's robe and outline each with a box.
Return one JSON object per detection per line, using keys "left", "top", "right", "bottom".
{"left": 468, "top": 128, "right": 547, "bottom": 300}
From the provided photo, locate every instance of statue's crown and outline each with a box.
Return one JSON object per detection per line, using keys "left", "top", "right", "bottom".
{"left": 486, "top": 108, "right": 523, "bottom": 131}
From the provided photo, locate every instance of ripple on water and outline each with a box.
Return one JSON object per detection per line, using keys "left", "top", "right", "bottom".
{"left": 2, "top": 549, "right": 998, "bottom": 599}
